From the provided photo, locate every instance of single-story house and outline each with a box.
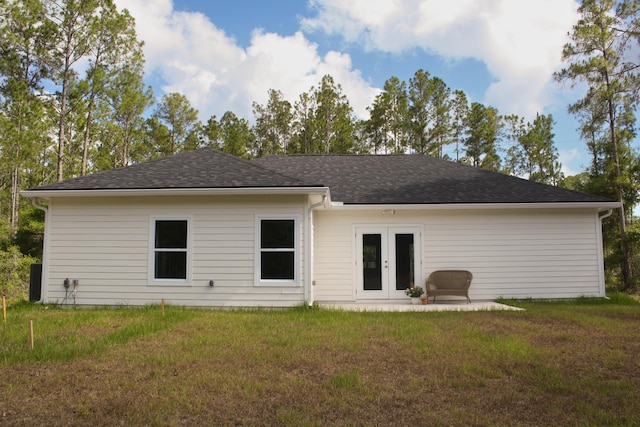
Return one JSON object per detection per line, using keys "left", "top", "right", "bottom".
{"left": 22, "top": 148, "right": 619, "bottom": 307}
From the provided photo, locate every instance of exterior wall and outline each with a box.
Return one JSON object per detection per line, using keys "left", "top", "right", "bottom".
{"left": 313, "top": 208, "right": 605, "bottom": 302}
{"left": 42, "top": 195, "right": 307, "bottom": 307}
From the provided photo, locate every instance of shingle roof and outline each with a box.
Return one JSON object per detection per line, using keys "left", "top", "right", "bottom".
{"left": 29, "top": 148, "right": 613, "bottom": 205}
{"left": 253, "top": 154, "right": 613, "bottom": 205}
{"left": 30, "top": 148, "right": 312, "bottom": 191}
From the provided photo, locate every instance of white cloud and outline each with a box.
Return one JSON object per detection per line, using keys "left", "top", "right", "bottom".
{"left": 303, "top": 0, "right": 581, "bottom": 120}
{"left": 114, "top": 0, "right": 378, "bottom": 122}
{"left": 558, "top": 148, "right": 582, "bottom": 177}
{"left": 241, "top": 31, "right": 377, "bottom": 119}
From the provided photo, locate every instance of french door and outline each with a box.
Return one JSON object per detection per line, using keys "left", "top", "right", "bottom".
{"left": 355, "top": 227, "right": 421, "bottom": 300}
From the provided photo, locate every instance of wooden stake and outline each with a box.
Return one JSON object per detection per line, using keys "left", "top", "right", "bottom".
{"left": 161, "top": 298, "right": 165, "bottom": 317}
{"left": 29, "top": 320, "right": 34, "bottom": 350}
{"left": 2, "top": 296, "right": 6, "bottom": 323}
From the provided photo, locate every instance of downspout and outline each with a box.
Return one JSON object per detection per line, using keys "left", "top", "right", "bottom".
{"left": 305, "top": 194, "right": 327, "bottom": 307}
{"left": 30, "top": 198, "right": 49, "bottom": 303}
{"left": 597, "top": 209, "right": 614, "bottom": 298}
{"left": 599, "top": 209, "right": 613, "bottom": 221}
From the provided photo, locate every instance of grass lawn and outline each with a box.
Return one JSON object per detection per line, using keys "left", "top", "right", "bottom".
{"left": 1, "top": 297, "right": 639, "bottom": 426}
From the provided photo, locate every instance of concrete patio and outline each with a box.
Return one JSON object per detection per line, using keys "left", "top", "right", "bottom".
{"left": 318, "top": 300, "right": 525, "bottom": 312}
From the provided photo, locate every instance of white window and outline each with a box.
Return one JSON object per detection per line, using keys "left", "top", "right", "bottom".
{"left": 150, "top": 217, "right": 191, "bottom": 282}
{"left": 257, "top": 217, "right": 298, "bottom": 284}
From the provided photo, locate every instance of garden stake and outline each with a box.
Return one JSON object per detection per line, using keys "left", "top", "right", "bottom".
{"left": 162, "top": 298, "right": 165, "bottom": 317}
{"left": 2, "top": 296, "right": 6, "bottom": 323}
{"left": 29, "top": 320, "right": 34, "bottom": 350}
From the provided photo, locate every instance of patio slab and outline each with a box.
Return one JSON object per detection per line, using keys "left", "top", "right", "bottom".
{"left": 318, "top": 301, "right": 524, "bottom": 312}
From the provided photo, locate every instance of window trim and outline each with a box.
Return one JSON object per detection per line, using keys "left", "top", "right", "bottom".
{"left": 148, "top": 216, "right": 192, "bottom": 285}
{"left": 255, "top": 215, "right": 301, "bottom": 286}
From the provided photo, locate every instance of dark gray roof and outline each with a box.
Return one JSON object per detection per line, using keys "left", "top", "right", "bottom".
{"left": 253, "top": 154, "right": 613, "bottom": 205}
{"left": 30, "top": 148, "right": 312, "bottom": 191}
{"left": 29, "top": 148, "right": 613, "bottom": 205}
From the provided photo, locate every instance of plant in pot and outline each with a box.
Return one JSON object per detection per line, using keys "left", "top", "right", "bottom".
{"left": 405, "top": 285, "right": 425, "bottom": 304}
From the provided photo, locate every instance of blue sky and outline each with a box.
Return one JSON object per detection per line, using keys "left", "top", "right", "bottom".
{"left": 115, "top": 0, "right": 594, "bottom": 176}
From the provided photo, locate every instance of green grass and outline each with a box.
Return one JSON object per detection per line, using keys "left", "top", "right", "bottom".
{"left": 0, "top": 303, "right": 193, "bottom": 364}
{"left": 1, "top": 297, "right": 639, "bottom": 426}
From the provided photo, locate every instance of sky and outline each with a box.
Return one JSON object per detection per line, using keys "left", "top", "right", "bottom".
{"left": 113, "top": 0, "right": 593, "bottom": 176}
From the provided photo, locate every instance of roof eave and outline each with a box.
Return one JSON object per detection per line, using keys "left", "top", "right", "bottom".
{"left": 21, "top": 186, "right": 330, "bottom": 200}
{"left": 328, "top": 201, "right": 621, "bottom": 211}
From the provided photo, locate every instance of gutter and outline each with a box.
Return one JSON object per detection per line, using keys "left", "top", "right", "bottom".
{"left": 329, "top": 202, "right": 622, "bottom": 211}
{"left": 29, "top": 198, "right": 49, "bottom": 304}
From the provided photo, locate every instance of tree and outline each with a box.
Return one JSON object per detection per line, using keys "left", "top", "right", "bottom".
{"left": 504, "top": 113, "right": 563, "bottom": 185}
{"left": 366, "top": 76, "right": 409, "bottom": 154}
{"left": 0, "top": 0, "right": 57, "bottom": 236}
{"left": 143, "top": 115, "right": 171, "bottom": 160}
{"left": 201, "top": 115, "right": 222, "bottom": 150}
{"left": 152, "top": 93, "right": 200, "bottom": 156}
{"left": 450, "top": 90, "right": 469, "bottom": 162}
{"left": 47, "top": 0, "right": 103, "bottom": 181}
{"left": 102, "top": 51, "right": 154, "bottom": 167}
{"left": 291, "top": 91, "right": 316, "bottom": 154}
{"left": 218, "top": 111, "right": 253, "bottom": 158}
{"left": 313, "top": 75, "right": 356, "bottom": 154}
{"left": 408, "top": 70, "right": 451, "bottom": 157}
{"left": 252, "top": 89, "right": 293, "bottom": 157}
{"left": 291, "top": 75, "right": 356, "bottom": 154}
{"left": 77, "top": 2, "right": 141, "bottom": 175}
{"left": 351, "top": 119, "right": 369, "bottom": 154}
{"left": 463, "top": 103, "right": 502, "bottom": 171}
{"left": 555, "top": 0, "right": 640, "bottom": 290}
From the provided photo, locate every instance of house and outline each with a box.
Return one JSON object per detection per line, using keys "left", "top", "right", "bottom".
{"left": 22, "top": 148, "right": 619, "bottom": 307}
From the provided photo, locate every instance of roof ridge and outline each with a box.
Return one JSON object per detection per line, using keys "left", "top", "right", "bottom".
{"left": 262, "top": 153, "right": 411, "bottom": 157}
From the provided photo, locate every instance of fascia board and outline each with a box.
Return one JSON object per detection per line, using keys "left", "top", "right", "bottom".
{"left": 21, "top": 187, "right": 331, "bottom": 200}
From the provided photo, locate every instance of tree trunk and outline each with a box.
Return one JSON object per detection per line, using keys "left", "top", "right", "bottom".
{"left": 10, "top": 164, "right": 20, "bottom": 239}
{"left": 603, "top": 51, "right": 633, "bottom": 289}
{"left": 57, "top": 57, "right": 70, "bottom": 182}
{"left": 81, "top": 89, "right": 97, "bottom": 176}
{"left": 608, "top": 102, "right": 633, "bottom": 290}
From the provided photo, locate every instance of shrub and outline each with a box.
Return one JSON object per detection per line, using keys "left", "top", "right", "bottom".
{"left": 0, "top": 246, "right": 38, "bottom": 304}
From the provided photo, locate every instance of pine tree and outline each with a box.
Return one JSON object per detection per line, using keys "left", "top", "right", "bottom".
{"left": 252, "top": 89, "right": 293, "bottom": 156}
{"left": 504, "top": 114, "right": 563, "bottom": 185}
{"left": 366, "top": 77, "right": 409, "bottom": 154}
{"left": 555, "top": 0, "right": 640, "bottom": 290}
{"left": 408, "top": 70, "right": 451, "bottom": 157}
{"left": 463, "top": 103, "right": 502, "bottom": 171}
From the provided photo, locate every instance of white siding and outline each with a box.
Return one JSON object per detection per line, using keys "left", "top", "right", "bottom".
{"left": 43, "top": 195, "right": 307, "bottom": 307}
{"left": 313, "top": 208, "right": 604, "bottom": 302}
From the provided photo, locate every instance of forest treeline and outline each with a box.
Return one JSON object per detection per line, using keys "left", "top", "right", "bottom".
{"left": 1, "top": 0, "right": 639, "bottom": 302}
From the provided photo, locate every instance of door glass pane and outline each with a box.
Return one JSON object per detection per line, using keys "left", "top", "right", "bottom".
{"left": 395, "top": 234, "right": 414, "bottom": 291}
{"left": 362, "top": 234, "right": 382, "bottom": 290}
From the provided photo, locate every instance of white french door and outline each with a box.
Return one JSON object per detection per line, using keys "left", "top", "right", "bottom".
{"left": 355, "top": 227, "right": 421, "bottom": 300}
